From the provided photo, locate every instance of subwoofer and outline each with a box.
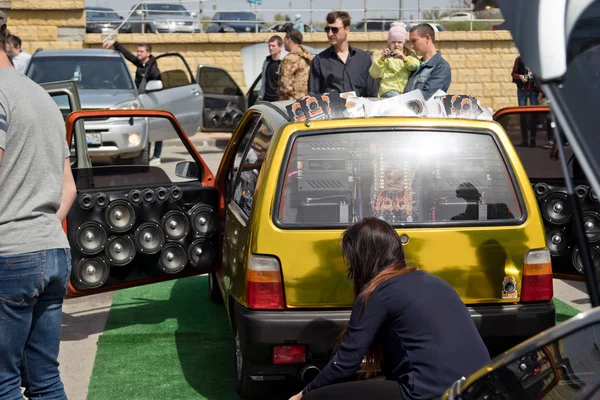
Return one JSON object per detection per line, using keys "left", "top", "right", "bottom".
{"left": 79, "top": 193, "right": 94, "bottom": 210}
{"left": 541, "top": 192, "right": 571, "bottom": 225}
{"left": 95, "top": 192, "right": 108, "bottom": 208}
{"left": 143, "top": 188, "right": 156, "bottom": 203}
{"left": 105, "top": 235, "right": 136, "bottom": 266}
{"left": 188, "top": 239, "right": 215, "bottom": 267}
{"left": 583, "top": 211, "right": 600, "bottom": 243}
{"left": 575, "top": 185, "right": 590, "bottom": 200}
{"left": 189, "top": 204, "right": 217, "bottom": 236}
{"left": 546, "top": 228, "right": 570, "bottom": 256}
{"left": 134, "top": 222, "right": 165, "bottom": 254}
{"left": 155, "top": 187, "right": 169, "bottom": 202}
{"left": 105, "top": 200, "right": 136, "bottom": 233}
{"left": 128, "top": 189, "right": 142, "bottom": 204}
{"left": 170, "top": 186, "right": 183, "bottom": 201}
{"left": 75, "top": 221, "right": 107, "bottom": 255}
{"left": 162, "top": 210, "right": 190, "bottom": 240}
{"left": 158, "top": 243, "right": 188, "bottom": 274}
{"left": 73, "top": 257, "right": 110, "bottom": 289}
{"left": 572, "top": 246, "right": 600, "bottom": 275}
{"left": 533, "top": 183, "right": 550, "bottom": 199}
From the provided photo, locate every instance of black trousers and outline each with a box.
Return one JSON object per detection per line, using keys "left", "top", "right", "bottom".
{"left": 303, "top": 379, "right": 405, "bottom": 400}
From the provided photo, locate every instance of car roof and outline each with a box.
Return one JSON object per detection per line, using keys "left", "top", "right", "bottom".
{"left": 85, "top": 6, "right": 115, "bottom": 11}
{"left": 32, "top": 49, "right": 122, "bottom": 58}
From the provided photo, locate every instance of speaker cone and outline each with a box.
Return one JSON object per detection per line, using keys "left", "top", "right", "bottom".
{"left": 189, "top": 204, "right": 217, "bottom": 236}
{"left": 533, "top": 183, "right": 550, "bottom": 199}
{"left": 79, "top": 193, "right": 94, "bottom": 210}
{"left": 105, "top": 200, "right": 136, "bottom": 233}
{"left": 170, "top": 186, "right": 183, "bottom": 201}
{"left": 73, "top": 257, "right": 110, "bottom": 289}
{"left": 546, "top": 228, "right": 569, "bottom": 256}
{"left": 162, "top": 210, "right": 190, "bottom": 240}
{"left": 106, "top": 235, "right": 136, "bottom": 266}
{"left": 143, "top": 188, "right": 156, "bottom": 203}
{"left": 188, "top": 239, "right": 216, "bottom": 268}
{"left": 158, "top": 243, "right": 188, "bottom": 274}
{"left": 541, "top": 192, "right": 571, "bottom": 225}
{"left": 222, "top": 111, "right": 233, "bottom": 127}
{"left": 134, "top": 222, "right": 165, "bottom": 254}
{"left": 96, "top": 192, "right": 108, "bottom": 208}
{"left": 583, "top": 211, "right": 600, "bottom": 243}
{"left": 210, "top": 113, "right": 221, "bottom": 128}
{"left": 129, "top": 189, "right": 142, "bottom": 204}
{"left": 75, "top": 222, "right": 107, "bottom": 255}
{"left": 572, "top": 246, "right": 600, "bottom": 275}
{"left": 155, "top": 187, "right": 169, "bottom": 202}
{"left": 575, "top": 185, "right": 590, "bottom": 200}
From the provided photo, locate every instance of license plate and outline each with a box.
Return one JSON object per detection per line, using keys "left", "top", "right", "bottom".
{"left": 86, "top": 133, "right": 102, "bottom": 146}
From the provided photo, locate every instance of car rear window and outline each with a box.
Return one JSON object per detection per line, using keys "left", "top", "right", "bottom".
{"left": 277, "top": 129, "right": 523, "bottom": 227}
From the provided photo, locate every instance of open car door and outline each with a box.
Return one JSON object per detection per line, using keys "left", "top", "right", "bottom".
{"left": 63, "top": 109, "right": 220, "bottom": 297}
{"left": 138, "top": 53, "right": 203, "bottom": 141}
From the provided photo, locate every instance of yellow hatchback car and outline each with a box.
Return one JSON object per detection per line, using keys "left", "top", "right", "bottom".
{"left": 209, "top": 101, "right": 556, "bottom": 397}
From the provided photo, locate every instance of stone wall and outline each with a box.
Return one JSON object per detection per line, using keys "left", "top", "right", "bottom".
{"left": 84, "top": 31, "right": 519, "bottom": 110}
{"left": 1, "top": 0, "right": 86, "bottom": 52}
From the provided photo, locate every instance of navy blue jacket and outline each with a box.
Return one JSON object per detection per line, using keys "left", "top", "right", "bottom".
{"left": 303, "top": 270, "right": 490, "bottom": 399}
{"left": 404, "top": 51, "right": 452, "bottom": 100}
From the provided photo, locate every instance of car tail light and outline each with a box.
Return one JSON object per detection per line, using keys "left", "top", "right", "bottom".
{"left": 273, "top": 345, "right": 306, "bottom": 364}
{"left": 246, "top": 255, "right": 284, "bottom": 310}
{"left": 521, "top": 249, "right": 553, "bottom": 302}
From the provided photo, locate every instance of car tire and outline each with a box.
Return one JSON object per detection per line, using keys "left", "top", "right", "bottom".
{"left": 233, "top": 328, "right": 265, "bottom": 399}
{"left": 208, "top": 272, "right": 223, "bottom": 304}
{"left": 132, "top": 146, "right": 149, "bottom": 165}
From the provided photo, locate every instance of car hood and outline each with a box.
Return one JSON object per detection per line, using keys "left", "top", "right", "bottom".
{"left": 141, "top": 14, "right": 197, "bottom": 22}
{"left": 78, "top": 89, "right": 138, "bottom": 109}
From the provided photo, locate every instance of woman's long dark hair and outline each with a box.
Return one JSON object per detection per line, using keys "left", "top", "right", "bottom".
{"left": 337, "top": 217, "right": 416, "bottom": 377}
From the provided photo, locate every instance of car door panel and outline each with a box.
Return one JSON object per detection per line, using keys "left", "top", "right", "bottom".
{"left": 63, "top": 109, "right": 220, "bottom": 297}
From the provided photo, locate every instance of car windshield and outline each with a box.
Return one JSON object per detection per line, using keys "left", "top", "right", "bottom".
{"left": 220, "top": 12, "right": 256, "bottom": 21}
{"left": 86, "top": 11, "right": 120, "bottom": 19}
{"left": 146, "top": 4, "right": 190, "bottom": 16}
{"left": 277, "top": 129, "right": 522, "bottom": 227}
{"left": 27, "top": 56, "right": 134, "bottom": 90}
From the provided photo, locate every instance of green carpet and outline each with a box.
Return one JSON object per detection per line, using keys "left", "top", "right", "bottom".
{"left": 87, "top": 277, "right": 583, "bottom": 400}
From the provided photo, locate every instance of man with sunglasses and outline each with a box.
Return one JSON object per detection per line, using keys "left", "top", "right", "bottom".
{"left": 308, "top": 11, "right": 377, "bottom": 97}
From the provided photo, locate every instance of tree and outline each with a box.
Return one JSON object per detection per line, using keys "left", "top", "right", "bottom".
{"left": 422, "top": 7, "right": 446, "bottom": 21}
{"left": 274, "top": 13, "right": 285, "bottom": 21}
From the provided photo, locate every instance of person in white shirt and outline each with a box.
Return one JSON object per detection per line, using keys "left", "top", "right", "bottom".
{"left": 5, "top": 35, "right": 31, "bottom": 74}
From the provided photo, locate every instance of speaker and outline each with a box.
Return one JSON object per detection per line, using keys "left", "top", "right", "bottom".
{"left": 75, "top": 221, "right": 107, "bottom": 255}
{"left": 105, "top": 235, "right": 136, "bottom": 266}
{"left": 73, "top": 257, "right": 110, "bottom": 289}
{"left": 155, "top": 187, "right": 169, "bottom": 202}
{"left": 105, "top": 200, "right": 136, "bottom": 233}
{"left": 79, "top": 193, "right": 94, "bottom": 210}
{"left": 546, "top": 228, "right": 570, "bottom": 257}
{"left": 95, "top": 192, "right": 108, "bottom": 208}
{"left": 162, "top": 210, "right": 190, "bottom": 240}
{"left": 134, "top": 222, "right": 165, "bottom": 254}
{"left": 533, "top": 182, "right": 550, "bottom": 199}
{"left": 189, "top": 204, "right": 217, "bottom": 237}
{"left": 583, "top": 211, "right": 600, "bottom": 243}
{"left": 541, "top": 191, "right": 571, "bottom": 225}
{"left": 572, "top": 246, "right": 600, "bottom": 275}
{"left": 575, "top": 185, "right": 590, "bottom": 200}
{"left": 591, "top": 189, "right": 599, "bottom": 203}
{"left": 158, "top": 243, "right": 188, "bottom": 274}
{"left": 128, "top": 189, "right": 142, "bottom": 204}
{"left": 142, "top": 188, "right": 156, "bottom": 203}
{"left": 188, "top": 239, "right": 216, "bottom": 267}
{"left": 170, "top": 186, "right": 183, "bottom": 201}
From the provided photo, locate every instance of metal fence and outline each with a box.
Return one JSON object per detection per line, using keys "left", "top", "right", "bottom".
{"left": 90, "top": 0, "right": 504, "bottom": 36}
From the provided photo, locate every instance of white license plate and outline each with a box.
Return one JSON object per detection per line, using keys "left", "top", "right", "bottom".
{"left": 86, "top": 133, "right": 102, "bottom": 146}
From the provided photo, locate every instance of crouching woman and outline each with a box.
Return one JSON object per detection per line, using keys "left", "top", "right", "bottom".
{"left": 289, "top": 217, "right": 491, "bottom": 400}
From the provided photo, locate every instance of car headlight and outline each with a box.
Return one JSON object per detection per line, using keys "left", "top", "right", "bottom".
{"left": 222, "top": 25, "right": 236, "bottom": 33}
{"left": 111, "top": 100, "right": 140, "bottom": 110}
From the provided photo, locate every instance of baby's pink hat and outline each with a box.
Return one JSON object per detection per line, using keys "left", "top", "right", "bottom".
{"left": 388, "top": 22, "right": 407, "bottom": 43}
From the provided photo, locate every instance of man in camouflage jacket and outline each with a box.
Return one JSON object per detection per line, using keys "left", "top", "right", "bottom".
{"left": 278, "top": 29, "right": 314, "bottom": 101}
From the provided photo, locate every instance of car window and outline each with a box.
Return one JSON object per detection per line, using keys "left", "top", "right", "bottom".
{"left": 232, "top": 120, "right": 274, "bottom": 218}
{"left": 198, "top": 67, "right": 242, "bottom": 96}
{"left": 27, "top": 56, "right": 134, "bottom": 90}
{"left": 277, "top": 130, "right": 523, "bottom": 227}
{"left": 156, "top": 56, "right": 193, "bottom": 89}
{"left": 228, "top": 114, "right": 260, "bottom": 202}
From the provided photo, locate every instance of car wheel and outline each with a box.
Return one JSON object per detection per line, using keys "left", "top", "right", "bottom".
{"left": 233, "top": 328, "right": 265, "bottom": 399}
{"left": 132, "top": 146, "right": 149, "bottom": 165}
{"left": 208, "top": 272, "right": 223, "bottom": 304}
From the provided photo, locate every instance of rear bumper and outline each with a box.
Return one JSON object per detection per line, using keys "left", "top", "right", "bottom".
{"left": 233, "top": 300, "right": 555, "bottom": 378}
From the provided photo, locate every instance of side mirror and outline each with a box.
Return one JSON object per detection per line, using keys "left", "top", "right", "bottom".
{"left": 175, "top": 161, "right": 200, "bottom": 179}
{"left": 119, "top": 16, "right": 124, "bottom": 20}
{"left": 191, "top": 12, "right": 198, "bottom": 18}
{"left": 135, "top": 10, "right": 143, "bottom": 16}
{"left": 146, "top": 80, "right": 164, "bottom": 93}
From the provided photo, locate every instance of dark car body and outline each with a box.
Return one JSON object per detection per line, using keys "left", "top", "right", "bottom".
{"left": 205, "top": 12, "right": 266, "bottom": 33}
{"left": 85, "top": 6, "right": 131, "bottom": 34}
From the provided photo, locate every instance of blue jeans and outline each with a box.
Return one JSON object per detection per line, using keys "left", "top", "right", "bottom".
{"left": 517, "top": 89, "right": 539, "bottom": 143}
{"left": 0, "top": 248, "right": 71, "bottom": 400}
{"left": 381, "top": 90, "right": 401, "bottom": 98}
{"left": 153, "top": 141, "right": 163, "bottom": 158}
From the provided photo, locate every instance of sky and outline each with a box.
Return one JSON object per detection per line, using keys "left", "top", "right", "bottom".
{"left": 87, "top": 0, "right": 464, "bottom": 23}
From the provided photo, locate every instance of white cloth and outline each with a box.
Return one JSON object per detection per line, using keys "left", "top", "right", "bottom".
{"left": 12, "top": 52, "right": 31, "bottom": 74}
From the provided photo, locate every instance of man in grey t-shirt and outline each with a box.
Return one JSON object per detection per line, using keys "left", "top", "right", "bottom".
{"left": 0, "top": 12, "right": 77, "bottom": 400}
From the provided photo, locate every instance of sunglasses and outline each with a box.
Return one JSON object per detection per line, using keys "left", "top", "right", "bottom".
{"left": 324, "top": 26, "right": 341, "bottom": 34}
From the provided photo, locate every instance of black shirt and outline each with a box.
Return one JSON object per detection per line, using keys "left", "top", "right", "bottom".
{"left": 113, "top": 42, "right": 161, "bottom": 89}
{"left": 263, "top": 58, "right": 281, "bottom": 102}
{"left": 308, "top": 45, "right": 378, "bottom": 97}
{"left": 303, "top": 270, "right": 491, "bottom": 399}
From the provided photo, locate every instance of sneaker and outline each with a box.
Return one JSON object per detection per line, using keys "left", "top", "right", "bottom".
{"left": 149, "top": 157, "right": 161, "bottom": 166}
{"left": 543, "top": 141, "right": 554, "bottom": 149}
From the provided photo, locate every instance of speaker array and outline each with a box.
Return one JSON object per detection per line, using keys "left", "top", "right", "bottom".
{"left": 534, "top": 181, "right": 600, "bottom": 277}
{"left": 69, "top": 185, "right": 218, "bottom": 290}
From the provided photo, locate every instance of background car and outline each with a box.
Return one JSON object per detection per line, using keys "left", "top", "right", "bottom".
{"left": 265, "top": 22, "right": 324, "bottom": 33}
{"left": 441, "top": 11, "right": 476, "bottom": 21}
{"left": 85, "top": 6, "right": 132, "bottom": 34}
{"left": 205, "top": 11, "right": 266, "bottom": 33}
{"left": 128, "top": 2, "right": 200, "bottom": 34}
